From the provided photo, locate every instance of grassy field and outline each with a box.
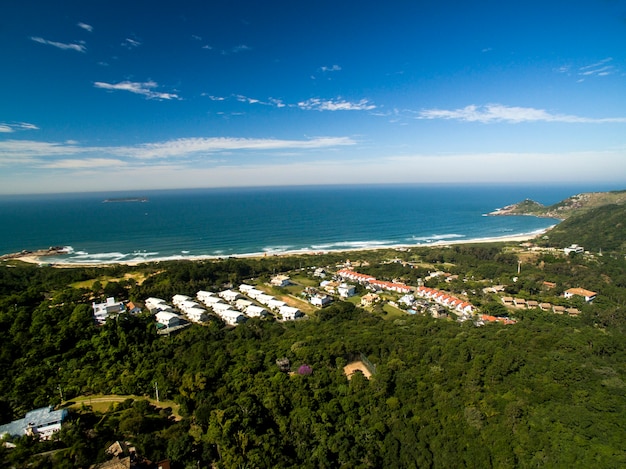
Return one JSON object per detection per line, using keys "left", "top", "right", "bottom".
{"left": 70, "top": 272, "right": 150, "bottom": 289}
{"left": 63, "top": 394, "right": 181, "bottom": 419}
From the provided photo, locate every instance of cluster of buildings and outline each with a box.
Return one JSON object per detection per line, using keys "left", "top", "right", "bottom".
{"left": 91, "top": 297, "right": 141, "bottom": 325}
{"left": 413, "top": 286, "right": 478, "bottom": 321}
{"left": 336, "top": 269, "right": 412, "bottom": 293}
{"left": 144, "top": 284, "right": 304, "bottom": 328}
{"left": 498, "top": 287, "right": 595, "bottom": 317}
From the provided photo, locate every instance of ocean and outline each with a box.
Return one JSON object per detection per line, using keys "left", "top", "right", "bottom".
{"left": 0, "top": 183, "right": 620, "bottom": 264}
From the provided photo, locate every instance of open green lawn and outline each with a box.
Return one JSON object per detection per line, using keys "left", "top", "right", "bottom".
{"left": 63, "top": 394, "right": 181, "bottom": 419}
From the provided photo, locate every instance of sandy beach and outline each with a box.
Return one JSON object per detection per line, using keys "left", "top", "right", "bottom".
{"left": 3, "top": 230, "right": 546, "bottom": 268}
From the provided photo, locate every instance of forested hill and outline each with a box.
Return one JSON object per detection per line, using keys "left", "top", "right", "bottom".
{"left": 489, "top": 189, "right": 626, "bottom": 219}
{"left": 539, "top": 203, "right": 626, "bottom": 252}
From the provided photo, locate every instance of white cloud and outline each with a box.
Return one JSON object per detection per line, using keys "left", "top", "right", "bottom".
{"left": 41, "top": 158, "right": 128, "bottom": 169}
{"left": 418, "top": 104, "right": 626, "bottom": 124}
{"left": 297, "top": 98, "right": 376, "bottom": 111}
{"left": 122, "top": 38, "right": 141, "bottom": 48}
{"left": 578, "top": 58, "right": 614, "bottom": 78}
{"left": 321, "top": 64, "right": 341, "bottom": 72}
{"left": 0, "top": 122, "right": 39, "bottom": 133}
{"left": 77, "top": 22, "right": 93, "bottom": 32}
{"left": 0, "top": 136, "right": 356, "bottom": 165}
{"left": 94, "top": 80, "right": 180, "bottom": 100}
{"left": 116, "top": 136, "right": 356, "bottom": 159}
{"left": 31, "top": 36, "right": 86, "bottom": 53}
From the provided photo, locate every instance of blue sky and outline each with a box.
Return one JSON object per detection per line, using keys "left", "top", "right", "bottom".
{"left": 1, "top": 0, "right": 626, "bottom": 194}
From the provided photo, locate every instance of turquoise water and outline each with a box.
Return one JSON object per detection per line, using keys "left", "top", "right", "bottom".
{"left": 0, "top": 184, "right": 619, "bottom": 264}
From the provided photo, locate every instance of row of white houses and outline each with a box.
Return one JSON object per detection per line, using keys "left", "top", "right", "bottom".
{"left": 415, "top": 286, "right": 476, "bottom": 318}
{"left": 238, "top": 284, "right": 303, "bottom": 320}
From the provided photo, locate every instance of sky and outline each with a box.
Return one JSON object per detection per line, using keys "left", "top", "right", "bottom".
{"left": 1, "top": 0, "right": 626, "bottom": 194}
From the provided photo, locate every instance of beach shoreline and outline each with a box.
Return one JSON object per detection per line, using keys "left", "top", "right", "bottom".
{"left": 3, "top": 230, "right": 548, "bottom": 268}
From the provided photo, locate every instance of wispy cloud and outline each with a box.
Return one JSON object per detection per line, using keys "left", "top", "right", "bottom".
{"left": 0, "top": 136, "right": 356, "bottom": 166}
{"left": 320, "top": 64, "right": 341, "bottom": 72}
{"left": 94, "top": 80, "right": 180, "bottom": 100}
{"left": 117, "top": 137, "right": 356, "bottom": 159}
{"left": 221, "top": 44, "right": 251, "bottom": 55}
{"left": 0, "top": 122, "right": 39, "bottom": 133}
{"left": 77, "top": 22, "right": 93, "bottom": 32}
{"left": 122, "top": 38, "right": 141, "bottom": 48}
{"left": 297, "top": 98, "right": 376, "bottom": 111}
{"left": 578, "top": 57, "right": 614, "bottom": 79}
{"left": 418, "top": 104, "right": 626, "bottom": 124}
{"left": 204, "top": 94, "right": 369, "bottom": 111}
{"left": 30, "top": 36, "right": 86, "bottom": 53}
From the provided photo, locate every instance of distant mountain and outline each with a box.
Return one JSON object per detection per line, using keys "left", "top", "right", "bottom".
{"left": 490, "top": 189, "right": 626, "bottom": 219}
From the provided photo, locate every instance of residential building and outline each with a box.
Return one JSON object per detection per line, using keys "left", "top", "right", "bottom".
{"left": 156, "top": 311, "right": 181, "bottom": 328}
{"left": 92, "top": 297, "right": 125, "bottom": 324}
{"left": 271, "top": 275, "right": 291, "bottom": 287}
{"left": 279, "top": 305, "right": 302, "bottom": 320}
{"left": 0, "top": 406, "right": 68, "bottom": 440}
{"left": 564, "top": 287, "right": 597, "bottom": 302}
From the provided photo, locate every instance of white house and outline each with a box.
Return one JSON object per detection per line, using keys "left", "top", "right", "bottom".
{"left": 216, "top": 309, "right": 247, "bottom": 326}
{"left": 398, "top": 294, "right": 415, "bottom": 306}
{"left": 211, "top": 302, "right": 232, "bottom": 313}
{"left": 172, "top": 294, "right": 192, "bottom": 307}
{"left": 156, "top": 311, "right": 181, "bottom": 328}
{"left": 198, "top": 295, "right": 223, "bottom": 307}
{"left": 564, "top": 244, "right": 584, "bottom": 255}
{"left": 234, "top": 298, "right": 254, "bottom": 311}
{"left": 279, "top": 305, "right": 302, "bottom": 320}
{"left": 268, "top": 299, "right": 287, "bottom": 311}
{"left": 184, "top": 306, "right": 208, "bottom": 323}
{"left": 197, "top": 290, "right": 215, "bottom": 303}
{"left": 337, "top": 283, "right": 356, "bottom": 298}
{"left": 92, "top": 297, "right": 125, "bottom": 324}
{"left": 245, "top": 305, "right": 269, "bottom": 318}
{"left": 310, "top": 294, "right": 332, "bottom": 307}
{"left": 257, "top": 294, "right": 275, "bottom": 305}
{"left": 219, "top": 289, "right": 243, "bottom": 303}
{"left": 145, "top": 297, "right": 169, "bottom": 312}
{"left": 239, "top": 284, "right": 255, "bottom": 294}
{"left": 245, "top": 288, "right": 264, "bottom": 300}
{"left": 271, "top": 275, "right": 291, "bottom": 287}
{"left": 564, "top": 287, "right": 597, "bottom": 302}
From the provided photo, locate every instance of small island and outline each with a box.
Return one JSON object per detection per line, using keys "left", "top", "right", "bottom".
{"left": 102, "top": 197, "right": 149, "bottom": 203}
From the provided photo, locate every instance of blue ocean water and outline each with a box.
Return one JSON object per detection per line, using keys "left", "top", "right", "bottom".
{"left": 0, "top": 183, "right": 621, "bottom": 264}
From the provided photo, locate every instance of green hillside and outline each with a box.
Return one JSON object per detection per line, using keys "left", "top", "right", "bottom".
{"left": 540, "top": 204, "right": 626, "bottom": 253}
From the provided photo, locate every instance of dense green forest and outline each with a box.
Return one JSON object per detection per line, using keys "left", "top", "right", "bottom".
{"left": 1, "top": 236, "right": 625, "bottom": 467}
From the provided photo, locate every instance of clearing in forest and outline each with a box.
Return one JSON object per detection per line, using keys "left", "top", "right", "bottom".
{"left": 343, "top": 361, "right": 372, "bottom": 380}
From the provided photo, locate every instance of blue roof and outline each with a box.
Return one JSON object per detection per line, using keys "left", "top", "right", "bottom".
{"left": 0, "top": 406, "right": 68, "bottom": 438}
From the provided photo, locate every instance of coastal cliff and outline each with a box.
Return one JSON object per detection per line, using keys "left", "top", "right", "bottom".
{"left": 489, "top": 189, "right": 626, "bottom": 219}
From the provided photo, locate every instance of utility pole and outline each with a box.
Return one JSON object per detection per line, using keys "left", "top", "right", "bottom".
{"left": 154, "top": 381, "right": 160, "bottom": 402}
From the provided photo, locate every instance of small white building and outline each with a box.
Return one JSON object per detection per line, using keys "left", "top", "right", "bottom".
{"left": 216, "top": 309, "right": 247, "bottom": 326}
{"left": 198, "top": 295, "right": 223, "bottom": 307}
{"left": 92, "top": 297, "right": 125, "bottom": 324}
{"left": 337, "top": 284, "right": 356, "bottom": 298}
{"left": 197, "top": 290, "right": 216, "bottom": 303}
{"left": 184, "top": 306, "right": 208, "bottom": 323}
{"left": 271, "top": 275, "right": 291, "bottom": 287}
{"left": 145, "top": 297, "right": 170, "bottom": 313}
{"left": 246, "top": 288, "right": 264, "bottom": 300}
{"left": 172, "top": 294, "right": 192, "bottom": 307}
{"left": 268, "top": 299, "right": 287, "bottom": 311}
{"left": 564, "top": 244, "right": 584, "bottom": 255}
{"left": 235, "top": 298, "right": 254, "bottom": 311}
{"left": 257, "top": 294, "right": 275, "bottom": 305}
{"left": 310, "top": 294, "right": 332, "bottom": 307}
{"left": 219, "top": 289, "right": 243, "bottom": 303}
{"left": 156, "top": 311, "right": 181, "bottom": 328}
{"left": 211, "top": 302, "right": 232, "bottom": 313}
{"left": 279, "top": 305, "right": 302, "bottom": 320}
{"left": 245, "top": 305, "right": 269, "bottom": 318}
{"left": 239, "top": 284, "right": 255, "bottom": 294}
